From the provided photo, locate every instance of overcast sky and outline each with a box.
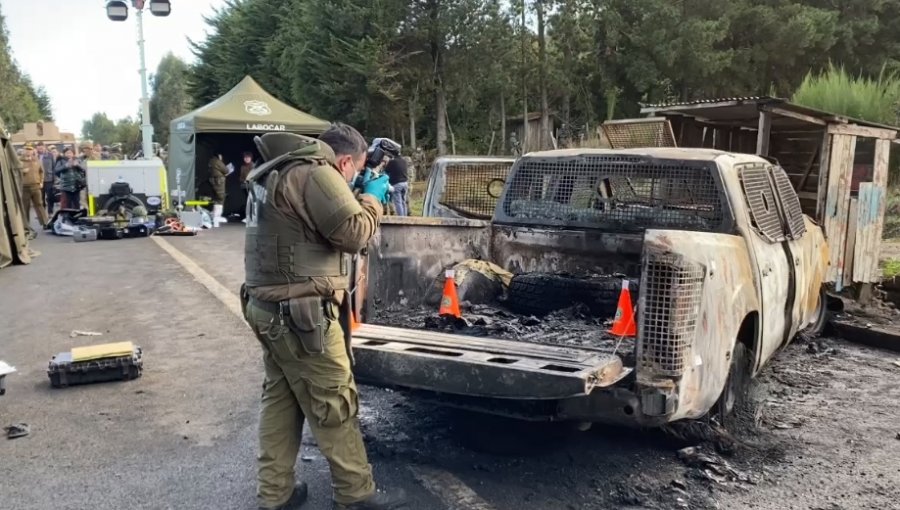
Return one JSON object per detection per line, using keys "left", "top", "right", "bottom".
{"left": 4, "top": 0, "right": 228, "bottom": 136}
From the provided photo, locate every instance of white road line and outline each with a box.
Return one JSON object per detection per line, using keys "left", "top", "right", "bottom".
{"left": 153, "top": 236, "right": 493, "bottom": 510}
{"left": 150, "top": 235, "right": 245, "bottom": 321}
{"left": 410, "top": 465, "right": 497, "bottom": 510}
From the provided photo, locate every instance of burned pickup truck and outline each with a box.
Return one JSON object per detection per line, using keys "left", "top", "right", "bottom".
{"left": 350, "top": 148, "right": 829, "bottom": 426}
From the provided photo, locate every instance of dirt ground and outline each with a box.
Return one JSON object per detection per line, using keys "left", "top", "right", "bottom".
{"left": 1, "top": 225, "right": 899, "bottom": 510}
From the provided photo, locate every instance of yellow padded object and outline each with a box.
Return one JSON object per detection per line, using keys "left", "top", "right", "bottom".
{"left": 71, "top": 341, "right": 136, "bottom": 362}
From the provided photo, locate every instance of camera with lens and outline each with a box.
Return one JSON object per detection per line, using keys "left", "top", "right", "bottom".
{"left": 365, "top": 137, "right": 401, "bottom": 169}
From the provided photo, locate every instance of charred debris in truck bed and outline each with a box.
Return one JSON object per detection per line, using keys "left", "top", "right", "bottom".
{"left": 372, "top": 271, "right": 637, "bottom": 359}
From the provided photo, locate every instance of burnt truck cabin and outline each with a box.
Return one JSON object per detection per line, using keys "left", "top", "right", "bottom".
{"left": 627, "top": 97, "right": 897, "bottom": 298}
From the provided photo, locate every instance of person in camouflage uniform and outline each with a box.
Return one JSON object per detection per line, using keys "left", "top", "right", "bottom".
{"left": 241, "top": 123, "right": 406, "bottom": 510}
{"left": 19, "top": 145, "right": 50, "bottom": 231}
{"left": 209, "top": 154, "right": 228, "bottom": 204}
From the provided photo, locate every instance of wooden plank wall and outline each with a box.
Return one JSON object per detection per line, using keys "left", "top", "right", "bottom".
{"left": 853, "top": 139, "right": 891, "bottom": 282}
{"left": 844, "top": 198, "right": 859, "bottom": 289}
{"left": 824, "top": 134, "right": 857, "bottom": 288}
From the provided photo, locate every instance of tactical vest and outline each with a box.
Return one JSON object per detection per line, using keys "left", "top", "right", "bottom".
{"left": 243, "top": 149, "right": 349, "bottom": 290}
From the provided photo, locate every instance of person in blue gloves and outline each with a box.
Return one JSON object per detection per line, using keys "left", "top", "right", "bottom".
{"left": 240, "top": 124, "right": 405, "bottom": 510}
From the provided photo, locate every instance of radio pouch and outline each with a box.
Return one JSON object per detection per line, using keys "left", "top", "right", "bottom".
{"left": 286, "top": 296, "right": 325, "bottom": 355}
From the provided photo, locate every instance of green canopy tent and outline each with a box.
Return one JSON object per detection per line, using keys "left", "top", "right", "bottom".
{"left": 0, "top": 115, "right": 30, "bottom": 269}
{"left": 168, "top": 76, "right": 329, "bottom": 213}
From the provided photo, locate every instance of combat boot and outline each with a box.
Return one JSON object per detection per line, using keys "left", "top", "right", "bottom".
{"left": 259, "top": 482, "right": 308, "bottom": 510}
{"left": 333, "top": 487, "right": 408, "bottom": 510}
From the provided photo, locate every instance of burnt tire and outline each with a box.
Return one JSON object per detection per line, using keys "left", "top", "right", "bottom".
{"left": 799, "top": 287, "right": 829, "bottom": 339}
{"left": 506, "top": 273, "right": 638, "bottom": 316}
{"left": 713, "top": 341, "right": 751, "bottom": 426}
{"left": 102, "top": 194, "right": 144, "bottom": 214}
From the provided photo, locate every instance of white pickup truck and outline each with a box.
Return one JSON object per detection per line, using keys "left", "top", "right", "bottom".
{"left": 350, "top": 148, "right": 829, "bottom": 426}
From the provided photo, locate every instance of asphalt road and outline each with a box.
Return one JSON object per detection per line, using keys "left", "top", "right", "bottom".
{"left": 1, "top": 223, "right": 898, "bottom": 510}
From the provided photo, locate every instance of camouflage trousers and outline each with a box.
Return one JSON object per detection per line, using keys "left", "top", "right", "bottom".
{"left": 210, "top": 177, "right": 226, "bottom": 205}
{"left": 243, "top": 298, "right": 375, "bottom": 508}
{"left": 22, "top": 185, "right": 49, "bottom": 229}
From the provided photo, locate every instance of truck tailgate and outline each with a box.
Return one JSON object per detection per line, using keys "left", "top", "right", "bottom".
{"left": 352, "top": 324, "right": 631, "bottom": 399}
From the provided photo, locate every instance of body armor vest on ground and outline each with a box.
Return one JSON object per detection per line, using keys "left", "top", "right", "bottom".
{"left": 244, "top": 150, "right": 349, "bottom": 291}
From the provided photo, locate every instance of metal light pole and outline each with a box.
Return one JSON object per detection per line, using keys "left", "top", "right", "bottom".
{"left": 136, "top": 7, "right": 154, "bottom": 160}
{"left": 106, "top": 0, "right": 170, "bottom": 160}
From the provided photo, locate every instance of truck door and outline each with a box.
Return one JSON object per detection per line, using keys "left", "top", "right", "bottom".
{"left": 737, "top": 163, "right": 795, "bottom": 370}
{"left": 770, "top": 165, "right": 819, "bottom": 339}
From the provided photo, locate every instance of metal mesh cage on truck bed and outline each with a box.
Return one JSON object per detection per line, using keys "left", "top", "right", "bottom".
{"left": 496, "top": 154, "right": 729, "bottom": 232}
{"left": 638, "top": 254, "right": 705, "bottom": 376}
{"left": 438, "top": 162, "right": 513, "bottom": 219}
{"left": 601, "top": 118, "right": 677, "bottom": 149}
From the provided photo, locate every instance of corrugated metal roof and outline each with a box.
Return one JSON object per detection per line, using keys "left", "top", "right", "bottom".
{"left": 640, "top": 96, "right": 900, "bottom": 132}
{"left": 640, "top": 96, "right": 777, "bottom": 109}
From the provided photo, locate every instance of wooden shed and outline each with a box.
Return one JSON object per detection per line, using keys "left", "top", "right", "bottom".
{"left": 631, "top": 97, "right": 897, "bottom": 295}
{"left": 507, "top": 111, "right": 559, "bottom": 154}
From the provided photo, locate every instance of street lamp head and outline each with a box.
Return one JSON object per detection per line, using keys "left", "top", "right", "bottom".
{"left": 149, "top": 0, "right": 171, "bottom": 16}
{"left": 106, "top": 0, "right": 129, "bottom": 21}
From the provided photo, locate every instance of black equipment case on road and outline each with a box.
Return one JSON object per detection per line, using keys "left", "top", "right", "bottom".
{"left": 47, "top": 347, "right": 143, "bottom": 388}
{"left": 124, "top": 224, "right": 150, "bottom": 238}
{"left": 98, "top": 226, "right": 124, "bottom": 240}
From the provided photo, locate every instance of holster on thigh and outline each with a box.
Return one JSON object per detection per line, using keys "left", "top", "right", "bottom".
{"left": 240, "top": 284, "right": 250, "bottom": 320}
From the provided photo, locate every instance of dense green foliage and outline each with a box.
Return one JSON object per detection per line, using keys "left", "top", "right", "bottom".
{"left": 0, "top": 5, "right": 53, "bottom": 131}
{"left": 150, "top": 53, "right": 194, "bottom": 145}
{"left": 793, "top": 64, "right": 900, "bottom": 125}
{"left": 81, "top": 113, "right": 141, "bottom": 150}
{"left": 189, "top": 0, "right": 900, "bottom": 154}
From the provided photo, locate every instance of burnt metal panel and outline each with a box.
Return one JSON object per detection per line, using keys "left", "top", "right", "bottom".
{"left": 738, "top": 163, "right": 786, "bottom": 243}
{"left": 490, "top": 224, "right": 644, "bottom": 276}
{"left": 495, "top": 153, "right": 732, "bottom": 233}
{"left": 352, "top": 324, "right": 630, "bottom": 399}
{"left": 364, "top": 217, "right": 491, "bottom": 314}
{"left": 772, "top": 165, "right": 808, "bottom": 240}
{"left": 638, "top": 254, "right": 705, "bottom": 377}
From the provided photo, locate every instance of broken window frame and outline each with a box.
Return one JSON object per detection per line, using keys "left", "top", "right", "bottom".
{"left": 738, "top": 163, "right": 788, "bottom": 244}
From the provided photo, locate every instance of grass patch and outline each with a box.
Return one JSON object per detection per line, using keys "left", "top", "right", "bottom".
{"left": 792, "top": 63, "right": 900, "bottom": 125}
{"left": 409, "top": 181, "right": 426, "bottom": 216}
{"left": 883, "top": 259, "right": 900, "bottom": 278}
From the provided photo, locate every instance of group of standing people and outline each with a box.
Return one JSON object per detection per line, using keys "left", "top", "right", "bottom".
{"left": 203, "top": 144, "right": 418, "bottom": 225}
{"left": 17, "top": 141, "right": 117, "bottom": 235}
{"left": 207, "top": 151, "right": 256, "bottom": 226}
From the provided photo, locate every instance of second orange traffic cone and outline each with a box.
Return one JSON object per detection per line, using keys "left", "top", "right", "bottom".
{"left": 609, "top": 279, "right": 636, "bottom": 337}
{"left": 438, "top": 270, "right": 461, "bottom": 318}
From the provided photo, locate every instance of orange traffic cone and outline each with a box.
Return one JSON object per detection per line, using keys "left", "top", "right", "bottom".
{"left": 609, "top": 279, "right": 636, "bottom": 337}
{"left": 438, "top": 270, "right": 461, "bottom": 318}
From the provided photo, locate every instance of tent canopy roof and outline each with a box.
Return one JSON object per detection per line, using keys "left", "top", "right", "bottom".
{"left": 171, "top": 76, "right": 329, "bottom": 134}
